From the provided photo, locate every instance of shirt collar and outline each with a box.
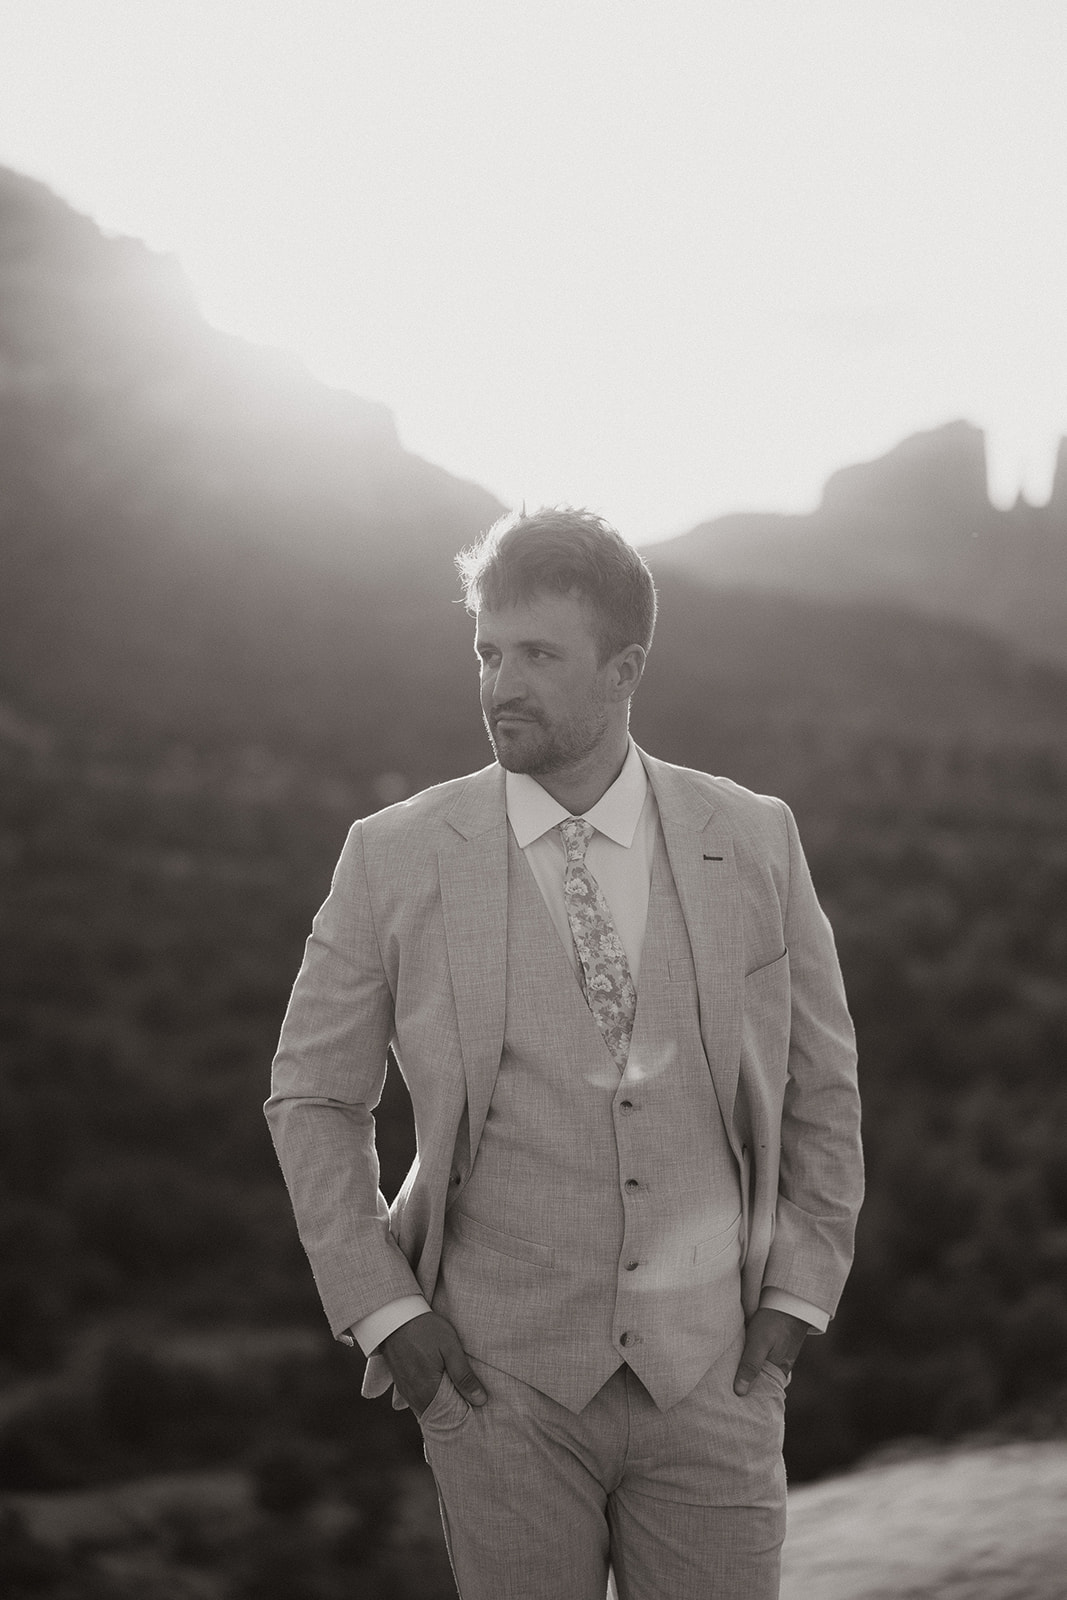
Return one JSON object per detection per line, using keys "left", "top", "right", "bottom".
{"left": 505, "top": 740, "right": 649, "bottom": 849}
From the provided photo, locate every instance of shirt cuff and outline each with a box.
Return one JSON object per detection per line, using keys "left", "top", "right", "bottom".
{"left": 759, "top": 1287, "right": 829, "bottom": 1333}
{"left": 346, "top": 1295, "right": 433, "bottom": 1356}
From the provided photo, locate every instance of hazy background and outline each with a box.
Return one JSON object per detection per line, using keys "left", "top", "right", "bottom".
{"left": 1, "top": 4, "right": 1066, "bottom": 1598}
{"left": 1, "top": 0, "right": 1066, "bottom": 535}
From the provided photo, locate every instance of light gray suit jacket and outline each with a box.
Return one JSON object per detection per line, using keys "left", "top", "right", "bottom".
{"left": 266, "top": 750, "right": 863, "bottom": 1397}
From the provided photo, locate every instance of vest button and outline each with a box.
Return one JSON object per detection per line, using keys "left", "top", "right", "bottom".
{"left": 619, "top": 1330, "right": 642, "bottom": 1347}
{"left": 625, "top": 1260, "right": 639, "bottom": 1272}
{"left": 619, "top": 1100, "right": 634, "bottom": 1112}
{"left": 624, "top": 1178, "right": 639, "bottom": 1191}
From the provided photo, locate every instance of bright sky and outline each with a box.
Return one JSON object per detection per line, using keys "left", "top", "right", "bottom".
{"left": 0, "top": 1, "right": 1064, "bottom": 543}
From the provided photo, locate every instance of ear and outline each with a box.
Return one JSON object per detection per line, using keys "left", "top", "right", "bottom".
{"left": 609, "top": 644, "right": 647, "bottom": 701}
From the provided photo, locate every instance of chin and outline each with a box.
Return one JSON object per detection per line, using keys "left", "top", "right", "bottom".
{"left": 491, "top": 735, "right": 555, "bottom": 776}
{"left": 494, "top": 746, "right": 543, "bottom": 775}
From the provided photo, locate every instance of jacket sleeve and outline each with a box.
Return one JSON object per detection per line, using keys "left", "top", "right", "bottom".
{"left": 264, "top": 820, "right": 423, "bottom": 1336}
{"left": 762, "top": 802, "right": 864, "bottom": 1316}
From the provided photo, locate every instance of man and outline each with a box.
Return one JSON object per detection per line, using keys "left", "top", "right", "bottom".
{"left": 266, "top": 508, "right": 863, "bottom": 1600}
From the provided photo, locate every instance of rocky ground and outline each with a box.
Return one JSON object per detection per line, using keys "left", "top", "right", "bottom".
{"left": 781, "top": 1440, "right": 1067, "bottom": 1600}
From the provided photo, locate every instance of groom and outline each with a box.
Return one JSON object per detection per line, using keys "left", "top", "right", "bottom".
{"left": 266, "top": 507, "right": 863, "bottom": 1599}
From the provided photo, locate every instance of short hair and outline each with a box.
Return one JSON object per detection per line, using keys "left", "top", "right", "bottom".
{"left": 456, "top": 507, "right": 657, "bottom": 662}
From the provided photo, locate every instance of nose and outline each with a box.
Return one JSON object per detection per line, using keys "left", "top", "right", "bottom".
{"left": 489, "top": 652, "right": 527, "bottom": 708}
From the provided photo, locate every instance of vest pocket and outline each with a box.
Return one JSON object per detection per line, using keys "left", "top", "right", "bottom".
{"left": 692, "top": 1210, "right": 744, "bottom": 1266}
{"left": 447, "top": 1208, "right": 555, "bottom": 1267}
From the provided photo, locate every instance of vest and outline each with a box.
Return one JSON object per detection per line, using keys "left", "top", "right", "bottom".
{"left": 432, "top": 823, "right": 745, "bottom": 1412}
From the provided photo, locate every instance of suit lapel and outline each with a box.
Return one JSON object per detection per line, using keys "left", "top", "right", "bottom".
{"left": 641, "top": 751, "right": 744, "bottom": 1148}
{"left": 438, "top": 766, "right": 509, "bottom": 1162}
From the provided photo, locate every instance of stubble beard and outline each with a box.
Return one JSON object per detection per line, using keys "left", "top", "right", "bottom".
{"left": 485, "top": 703, "right": 609, "bottom": 777}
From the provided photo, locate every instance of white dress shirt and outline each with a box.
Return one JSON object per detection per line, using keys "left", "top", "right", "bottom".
{"left": 350, "top": 741, "right": 825, "bottom": 1354}
{"left": 507, "top": 739, "right": 656, "bottom": 984}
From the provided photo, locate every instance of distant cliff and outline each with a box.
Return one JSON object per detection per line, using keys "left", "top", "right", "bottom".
{"left": 654, "top": 420, "right": 1067, "bottom": 666}
{"left": 0, "top": 164, "right": 503, "bottom": 764}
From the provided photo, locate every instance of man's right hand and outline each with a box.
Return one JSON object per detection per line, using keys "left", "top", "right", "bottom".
{"left": 380, "top": 1310, "right": 488, "bottom": 1416}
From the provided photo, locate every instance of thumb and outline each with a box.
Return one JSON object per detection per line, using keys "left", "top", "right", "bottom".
{"left": 733, "top": 1334, "right": 767, "bottom": 1397}
{"left": 440, "top": 1332, "right": 488, "bottom": 1406}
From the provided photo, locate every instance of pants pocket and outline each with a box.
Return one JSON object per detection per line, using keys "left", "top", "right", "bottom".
{"left": 417, "top": 1371, "right": 472, "bottom": 1433}
{"left": 759, "top": 1360, "right": 791, "bottom": 1391}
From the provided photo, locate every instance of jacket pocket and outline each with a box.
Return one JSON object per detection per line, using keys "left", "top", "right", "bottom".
{"left": 744, "top": 947, "right": 788, "bottom": 981}
{"left": 741, "top": 948, "right": 791, "bottom": 1070}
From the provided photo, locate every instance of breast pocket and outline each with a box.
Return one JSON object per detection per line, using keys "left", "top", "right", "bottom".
{"left": 741, "top": 948, "right": 791, "bottom": 1074}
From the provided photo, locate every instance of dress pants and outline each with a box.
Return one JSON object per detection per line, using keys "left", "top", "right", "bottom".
{"left": 417, "top": 1330, "right": 787, "bottom": 1600}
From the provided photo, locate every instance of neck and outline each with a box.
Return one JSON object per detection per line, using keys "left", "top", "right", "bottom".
{"left": 533, "top": 732, "right": 631, "bottom": 815}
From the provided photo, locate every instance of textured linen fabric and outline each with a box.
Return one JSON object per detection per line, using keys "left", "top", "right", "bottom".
{"left": 430, "top": 823, "right": 744, "bottom": 1413}
{"left": 419, "top": 1339, "right": 786, "bottom": 1600}
{"left": 559, "top": 816, "right": 638, "bottom": 1070}
{"left": 351, "top": 747, "right": 827, "bottom": 1356}
{"left": 265, "top": 750, "right": 863, "bottom": 1399}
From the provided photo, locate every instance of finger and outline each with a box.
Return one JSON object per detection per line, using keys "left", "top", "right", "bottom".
{"left": 441, "top": 1336, "right": 488, "bottom": 1405}
{"left": 390, "top": 1353, "right": 443, "bottom": 1415}
{"left": 733, "top": 1330, "right": 772, "bottom": 1396}
{"left": 735, "top": 1318, "right": 777, "bottom": 1395}
{"left": 381, "top": 1321, "right": 444, "bottom": 1409}
{"left": 383, "top": 1313, "right": 487, "bottom": 1408}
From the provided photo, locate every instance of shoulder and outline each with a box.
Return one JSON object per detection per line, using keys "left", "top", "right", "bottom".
{"left": 355, "top": 763, "right": 503, "bottom": 851}
{"left": 642, "top": 749, "right": 790, "bottom": 835}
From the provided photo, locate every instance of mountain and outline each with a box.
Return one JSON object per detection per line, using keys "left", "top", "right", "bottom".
{"left": 654, "top": 420, "right": 1067, "bottom": 667}
{"left": 5, "top": 164, "right": 1066, "bottom": 806}
{"left": 0, "top": 164, "right": 504, "bottom": 764}
{"left": 0, "top": 166, "right": 503, "bottom": 565}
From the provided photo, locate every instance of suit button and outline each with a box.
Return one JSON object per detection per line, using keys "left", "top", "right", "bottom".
{"left": 625, "top": 1260, "right": 639, "bottom": 1272}
{"left": 619, "top": 1100, "right": 634, "bottom": 1112}
{"left": 449, "top": 1172, "right": 461, "bottom": 1185}
{"left": 624, "top": 1179, "right": 639, "bottom": 1191}
{"left": 619, "top": 1331, "right": 642, "bottom": 1347}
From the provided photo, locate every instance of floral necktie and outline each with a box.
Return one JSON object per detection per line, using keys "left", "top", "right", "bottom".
{"left": 559, "top": 818, "right": 637, "bottom": 1070}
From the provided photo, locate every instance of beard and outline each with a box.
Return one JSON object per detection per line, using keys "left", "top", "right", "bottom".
{"left": 484, "top": 700, "right": 610, "bottom": 776}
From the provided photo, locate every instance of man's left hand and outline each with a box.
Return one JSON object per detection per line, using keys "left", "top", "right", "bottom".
{"left": 733, "top": 1307, "right": 810, "bottom": 1396}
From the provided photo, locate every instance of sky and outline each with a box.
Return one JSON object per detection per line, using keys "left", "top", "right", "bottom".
{"left": 0, "top": 0, "right": 1065, "bottom": 544}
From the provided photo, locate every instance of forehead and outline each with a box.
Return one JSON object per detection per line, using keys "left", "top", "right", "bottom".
{"left": 474, "top": 590, "right": 599, "bottom": 651}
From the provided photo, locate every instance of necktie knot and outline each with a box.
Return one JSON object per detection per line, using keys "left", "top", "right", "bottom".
{"left": 559, "top": 817, "right": 593, "bottom": 865}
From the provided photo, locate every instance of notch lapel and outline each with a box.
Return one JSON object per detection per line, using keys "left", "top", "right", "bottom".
{"left": 642, "top": 753, "right": 745, "bottom": 1151}
{"left": 438, "top": 767, "right": 509, "bottom": 1163}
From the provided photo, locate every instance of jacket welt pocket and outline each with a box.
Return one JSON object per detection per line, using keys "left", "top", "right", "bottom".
{"left": 744, "top": 947, "right": 788, "bottom": 982}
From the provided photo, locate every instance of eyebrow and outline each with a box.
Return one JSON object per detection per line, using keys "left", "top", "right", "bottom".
{"left": 475, "top": 636, "right": 560, "bottom": 654}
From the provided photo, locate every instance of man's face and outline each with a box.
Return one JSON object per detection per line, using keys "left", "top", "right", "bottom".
{"left": 474, "top": 591, "right": 617, "bottom": 777}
